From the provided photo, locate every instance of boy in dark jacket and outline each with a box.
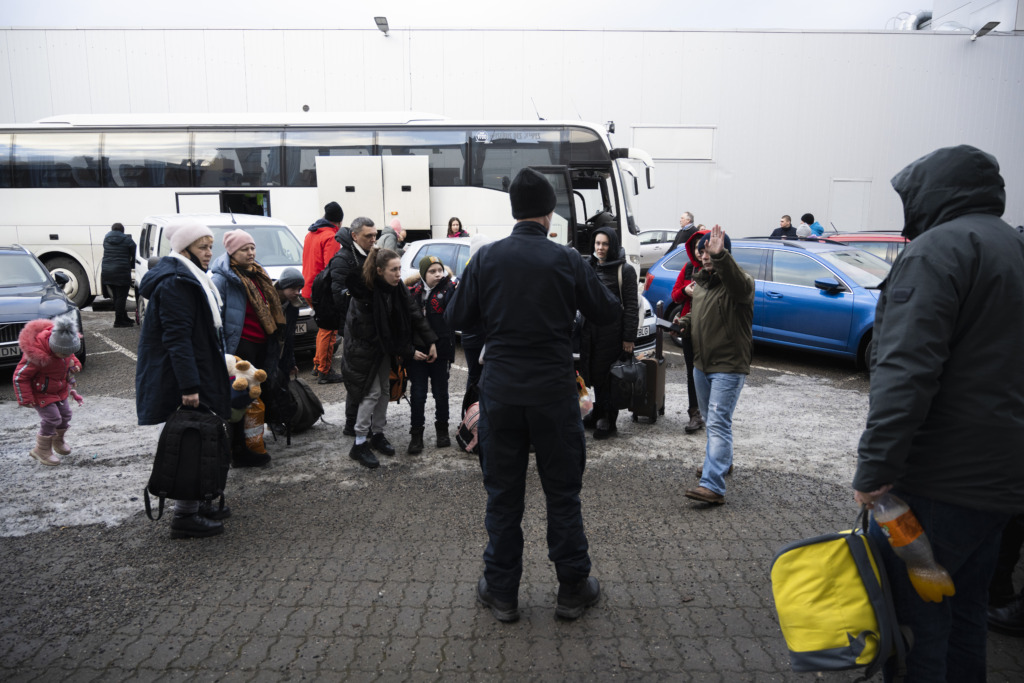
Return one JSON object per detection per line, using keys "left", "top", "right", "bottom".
{"left": 406, "top": 256, "right": 457, "bottom": 453}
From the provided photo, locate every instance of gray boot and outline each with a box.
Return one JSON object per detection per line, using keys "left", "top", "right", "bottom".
{"left": 407, "top": 427, "right": 425, "bottom": 455}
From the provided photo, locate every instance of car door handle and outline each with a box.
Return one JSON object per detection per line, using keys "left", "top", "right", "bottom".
{"left": 766, "top": 291, "right": 783, "bottom": 299}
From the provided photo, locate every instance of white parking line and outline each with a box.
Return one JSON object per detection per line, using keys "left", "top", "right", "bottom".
{"left": 92, "top": 332, "right": 137, "bottom": 361}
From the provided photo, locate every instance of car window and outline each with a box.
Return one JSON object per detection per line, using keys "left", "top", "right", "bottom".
{"left": 770, "top": 251, "right": 836, "bottom": 288}
{"left": 210, "top": 226, "right": 303, "bottom": 267}
{"left": 732, "top": 248, "right": 766, "bottom": 280}
{"left": 845, "top": 241, "right": 889, "bottom": 261}
{"left": 818, "top": 250, "right": 890, "bottom": 289}
{"left": 661, "top": 249, "right": 691, "bottom": 273}
{"left": 455, "top": 245, "right": 470, "bottom": 278}
{"left": 414, "top": 243, "right": 460, "bottom": 273}
{"left": 0, "top": 253, "right": 50, "bottom": 286}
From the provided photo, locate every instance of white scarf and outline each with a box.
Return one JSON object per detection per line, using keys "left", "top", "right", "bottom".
{"left": 169, "top": 251, "right": 224, "bottom": 330}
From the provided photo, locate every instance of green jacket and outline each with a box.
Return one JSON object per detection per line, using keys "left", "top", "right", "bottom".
{"left": 681, "top": 250, "right": 754, "bottom": 374}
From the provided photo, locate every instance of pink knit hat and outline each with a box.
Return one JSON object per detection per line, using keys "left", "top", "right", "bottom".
{"left": 389, "top": 218, "right": 402, "bottom": 232}
{"left": 223, "top": 229, "right": 255, "bottom": 255}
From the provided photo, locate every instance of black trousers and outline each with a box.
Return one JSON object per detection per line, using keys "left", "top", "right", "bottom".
{"left": 477, "top": 391, "right": 591, "bottom": 601}
{"left": 108, "top": 284, "right": 130, "bottom": 324}
{"left": 682, "top": 333, "right": 698, "bottom": 415}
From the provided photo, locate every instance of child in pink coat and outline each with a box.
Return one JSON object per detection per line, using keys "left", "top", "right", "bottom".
{"left": 12, "top": 312, "right": 84, "bottom": 466}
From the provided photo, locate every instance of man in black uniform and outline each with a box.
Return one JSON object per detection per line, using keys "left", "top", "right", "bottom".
{"left": 448, "top": 168, "right": 619, "bottom": 622}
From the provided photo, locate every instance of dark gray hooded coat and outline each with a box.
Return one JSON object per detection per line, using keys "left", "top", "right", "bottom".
{"left": 853, "top": 145, "right": 1024, "bottom": 513}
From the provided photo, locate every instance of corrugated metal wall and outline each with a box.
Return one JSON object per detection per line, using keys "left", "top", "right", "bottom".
{"left": 1, "top": 28, "right": 1021, "bottom": 234}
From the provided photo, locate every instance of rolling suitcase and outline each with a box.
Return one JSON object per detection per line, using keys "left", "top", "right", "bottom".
{"left": 631, "top": 301, "right": 667, "bottom": 423}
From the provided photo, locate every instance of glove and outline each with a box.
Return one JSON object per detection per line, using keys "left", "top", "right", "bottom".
{"left": 70, "top": 390, "right": 84, "bottom": 406}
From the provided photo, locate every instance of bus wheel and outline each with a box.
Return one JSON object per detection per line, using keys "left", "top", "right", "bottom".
{"left": 46, "top": 257, "right": 92, "bottom": 308}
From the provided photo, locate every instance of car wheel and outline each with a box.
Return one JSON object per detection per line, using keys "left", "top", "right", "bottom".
{"left": 136, "top": 294, "right": 147, "bottom": 326}
{"left": 46, "top": 256, "right": 92, "bottom": 308}
{"left": 857, "top": 332, "right": 873, "bottom": 372}
{"left": 665, "top": 303, "right": 685, "bottom": 349}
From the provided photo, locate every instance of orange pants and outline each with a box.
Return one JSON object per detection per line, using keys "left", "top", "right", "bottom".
{"left": 314, "top": 328, "right": 337, "bottom": 373}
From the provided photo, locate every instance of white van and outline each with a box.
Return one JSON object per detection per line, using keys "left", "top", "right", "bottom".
{"left": 134, "top": 213, "right": 316, "bottom": 353}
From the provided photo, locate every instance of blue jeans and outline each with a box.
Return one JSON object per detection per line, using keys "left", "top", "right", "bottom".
{"left": 867, "top": 490, "right": 1009, "bottom": 682}
{"left": 409, "top": 358, "right": 450, "bottom": 429}
{"left": 477, "top": 391, "right": 590, "bottom": 601}
{"left": 693, "top": 368, "right": 745, "bottom": 495}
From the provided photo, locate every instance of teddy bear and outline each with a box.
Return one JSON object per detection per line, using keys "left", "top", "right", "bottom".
{"left": 225, "top": 354, "right": 267, "bottom": 400}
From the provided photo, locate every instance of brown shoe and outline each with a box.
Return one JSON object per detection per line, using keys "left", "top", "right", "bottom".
{"left": 684, "top": 486, "right": 724, "bottom": 504}
{"left": 684, "top": 413, "right": 705, "bottom": 434}
{"left": 695, "top": 464, "right": 734, "bottom": 478}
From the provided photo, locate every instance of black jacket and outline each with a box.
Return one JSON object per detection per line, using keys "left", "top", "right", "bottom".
{"left": 853, "top": 145, "right": 1024, "bottom": 513}
{"left": 769, "top": 226, "right": 798, "bottom": 239}
{"left": 409, "top": 275, "right": 457, "bottom": 362}
{"left": 579, "top": 227, "right": 639, "bottom": 385}
{"left": 327, "top": 228, "right": 368, "bottom": 330}
{"left": 135, "top": 257, "right": 230, "bottom": 425}
{"left": 341, "top": 271, "right": 437, "bottom": 397}
{"left": 448, "top": 220, "right": 620, "bottom": 405}
{"left": 100, "top": 230, "right": 136, "bottom": 287}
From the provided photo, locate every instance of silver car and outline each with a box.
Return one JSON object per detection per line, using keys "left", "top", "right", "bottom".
{"left": 639, "top": 229, "right": 676, "bottom": 271}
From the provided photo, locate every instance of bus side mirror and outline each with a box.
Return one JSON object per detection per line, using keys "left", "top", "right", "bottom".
{"left": 646, "top": 167, "right": 655, "bottom": 190}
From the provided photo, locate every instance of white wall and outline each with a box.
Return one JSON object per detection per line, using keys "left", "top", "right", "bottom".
{"left": 1, "top": 27, "right": 1022, "bottom": 235}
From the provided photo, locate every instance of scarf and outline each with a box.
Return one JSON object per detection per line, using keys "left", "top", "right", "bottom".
{"left": 372, "top": 277, "right": 413, "bottom": 358}
{"left": 169, "top": 251, "right": 224, "bottom": 331}
{"left": 231, "top": 263, "right": 285, "bottom": 335}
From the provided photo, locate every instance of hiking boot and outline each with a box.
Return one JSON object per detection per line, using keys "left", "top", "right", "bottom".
{"left": 199, "top": 500, "right": 232, "bottom": 520}
{"left": 369, "top": 432, "right": 396, "bottom": 457}
{"left": 556, "top": 577, "right": 601, "bottom": 620}
{"left": 476, "top": 577, "right": 520, "bottom": 623}
{"left": 695, "top": 464, "right": 734, "bottom": 478}
{"left": 317, "top": 370, "right": 343, "bottom": 385}
{"left": 684, "top": 413, "right": 705, "bottom": 434}
{"left": 435, "top": 421, "right": 451, "bottom": 448}
{"left": 684, "top": 485, "right": 725, "bottom": 505}
{"left": 407, "top": 427, "right": 425, "bottom": 455}
{"left": 349, "top": 441, "right": 380, "bottom": 469}
{"left": 29, "top": 434, "right": 60, "bottom": 466}
{"left": 53, "top": 428, "right": 72, "bottom": 456}
{"left": 593, "top": 418, "right": 614, "bottom": 440}
{"left": 170, "top": 512, "right": 224, "bottom": 539}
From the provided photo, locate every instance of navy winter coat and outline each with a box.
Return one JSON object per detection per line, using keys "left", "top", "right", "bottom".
{"left": 136, "top": 257, "right": 230, "bottom": 425}
{"left": 100, "top": 230, "right": 136, "bottom": 287}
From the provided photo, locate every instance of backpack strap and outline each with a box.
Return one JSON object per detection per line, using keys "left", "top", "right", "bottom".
{"left": 143, "top": 488, "right": 165, "bottom": 521}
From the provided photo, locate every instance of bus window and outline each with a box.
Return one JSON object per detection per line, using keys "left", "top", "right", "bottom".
{"left": 470, "top": 129, "right": 562, "bottom": 191}
{"left": 12, "top": 133, "right": 101, "bottom": 188}
{"left": 102, "top": 131, "right": 190, "bottom": 187}
{"left": 379, "top": 130, "right": 467, "bottom": 187}
{"left": 283, "top": 130, "right": 373, "bottom": 187}
{"left": 568, "top": 127, "right": 608, "bottom": 163}
{"left": 192, "top": 131, "right": 283, "bottom": 188}
{"left": 0, "top": 134, "right": 10, "bottom": 188}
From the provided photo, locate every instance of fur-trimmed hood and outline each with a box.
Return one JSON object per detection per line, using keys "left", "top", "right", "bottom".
{"left": 17, "top": 318, "right": 57, "bottom": 364}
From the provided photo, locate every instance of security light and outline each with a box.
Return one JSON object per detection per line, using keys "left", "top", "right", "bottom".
{"left": 971, "top": 21, "right": 999, "bottom": 41}
{"left": 375, "top": 16, "right": 389, "bottom": 36}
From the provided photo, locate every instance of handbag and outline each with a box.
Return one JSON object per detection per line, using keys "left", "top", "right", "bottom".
{"left": 609, "top": 355, "right": 645, "bottom": 410}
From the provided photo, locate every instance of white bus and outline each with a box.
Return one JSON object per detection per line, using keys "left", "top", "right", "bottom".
{"left": 0, "top": 112, "right": 654, "bottom": 307}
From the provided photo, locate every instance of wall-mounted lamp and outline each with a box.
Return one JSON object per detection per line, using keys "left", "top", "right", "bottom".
{"left": 374, "top": 16, "right": 389, "bottom": 36}
{"left": 971, "top": 21, "right": 1000, "bottom": 41}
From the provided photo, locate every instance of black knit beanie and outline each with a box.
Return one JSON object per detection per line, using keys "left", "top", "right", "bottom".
{"left": 509, "top": 168, "right": 557, "bottom": 219}
{"left": 324, "top": 201, "right": 344, "bottom": 224}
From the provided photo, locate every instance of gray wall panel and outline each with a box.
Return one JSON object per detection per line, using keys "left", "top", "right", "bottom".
{"left": 7, "top": 31, "right": 52, "bottom": 122}
{"left": 165, "top": 30, "right": 208, "bottom": 112}
{"left": 46, "top": 31, "right": 91, "bottom": 116}
{"left": 0, "top": 33, "right": 14, "bottom": 121}
{"left": 244, "top": 31, "right": 287, "bottom": 113}
{"left": 203, "top": 30, "right": 247, "bottom": 112}
{"left": 125, "top": 31, "right": 169, "bottom": 113}
{"left": 83, "top": 30, "right": 130, "bottom": 114}
{"left": 283, "top": 31, "right": 325, "bottom": 114}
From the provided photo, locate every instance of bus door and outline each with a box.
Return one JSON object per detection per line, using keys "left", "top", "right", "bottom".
{"left": 220, "top": 191, "right": 270, "bottom": 217}
{"left": 527, "top": 166, "right": 577, "bottom": 248}
{"left": 175, "top": 191, "right": 221, "bottom": 214}
{"left": 315, "top": 156, "right": 429, "bottom": 235}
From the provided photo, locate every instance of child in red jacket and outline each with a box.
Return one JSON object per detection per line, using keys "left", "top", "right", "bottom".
{"left": 13, "top": 312, "right": 84, "bottom": 466}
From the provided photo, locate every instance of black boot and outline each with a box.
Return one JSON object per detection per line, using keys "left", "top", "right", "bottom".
{"left": 369, "top": 432, "right": 396, "bottom": 457}
{"left": 435, "top": 421, "right": 451, "bottom": 448}
{"left": 556, "top": 577, "right": 601, "bottom": 620}
{"left": 199, "top": 499, "right": 232, "bottom": 520}
{"left": 407, "top": 427, "right": 425, "bottom": 455}
{"left": 170, "top": 512, "right": 224, "bottom": 539}
{"left": 989, "top": 594, "right": 1024, "bottom": 636}
{"left": 349, "top": 440, "right": 380, "bottom": 469}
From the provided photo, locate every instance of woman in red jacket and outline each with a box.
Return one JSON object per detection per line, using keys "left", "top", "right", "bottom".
{"left": 670, "top": 229, "right": 708, "bottom": 435}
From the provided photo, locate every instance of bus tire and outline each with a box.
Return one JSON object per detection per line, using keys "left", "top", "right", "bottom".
{"left": 46, "top": 256, "right": 93, "bottom": 308}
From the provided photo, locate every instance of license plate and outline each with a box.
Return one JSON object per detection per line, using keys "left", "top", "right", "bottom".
{"left": 0, "top": 344, "right": 21, "bottom": 358}
{"left": 636, "top": 325, "right": 651, "bottom": 338}
{"left": 296, "top": 322, "right": 307, "bottom": 335}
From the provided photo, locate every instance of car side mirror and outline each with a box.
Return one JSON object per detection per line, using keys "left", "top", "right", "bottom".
{"left": 53, "top": 272, "right": 70, "bottom": 286}
{"left": 814, "top": 277, "right": 845, "bottom": 294}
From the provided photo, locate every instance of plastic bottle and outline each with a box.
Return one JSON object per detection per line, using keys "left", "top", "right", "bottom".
{"left": 872, "top": 492, "right": 956, "bottom": 603}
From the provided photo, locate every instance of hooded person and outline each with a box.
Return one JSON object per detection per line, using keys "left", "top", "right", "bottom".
{"left": 852, "top": 145, "right": 1024, "bottom": 681}
{"left": 377, "top": 218, "right": 401, "bottom": 252}
{"left": 100, "top": 222, "right": 137, "bottom": 327}
{"left": 210, "top": 228, "right": 285, "bottom": 467}
{"left": 135, "top": 218, "right": 233, "bottom": 538}
{"left": 670, "top": 228, "right": 710, "bottom": 434}
{"left": 578, "top": 226, "right": 639, "bottom": 439}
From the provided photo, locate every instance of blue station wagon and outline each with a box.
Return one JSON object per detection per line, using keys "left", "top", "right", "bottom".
{"left": 643, "top": 238, "right": 890, "bottom": 367}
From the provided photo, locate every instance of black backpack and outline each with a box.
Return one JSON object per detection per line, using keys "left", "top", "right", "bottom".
{"left": 310, "top": 265, "right": 341, "bottom": 330}
{"left": 144, "top": 405, "right": 231, "bottom": 521}
{"left": 264, "top": 376, "right": 299, "bottom": 445}
{"left": 287, "top": 378, "right": 326, "bottom": 433}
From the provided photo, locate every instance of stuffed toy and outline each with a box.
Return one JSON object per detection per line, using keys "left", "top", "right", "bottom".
{"left": 225, "top": 354, "right": 267, "bottom": 400}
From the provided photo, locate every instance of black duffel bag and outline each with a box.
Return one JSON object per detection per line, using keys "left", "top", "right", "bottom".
{"left": 609, "top": 355, "right": 646, "bottom": 411}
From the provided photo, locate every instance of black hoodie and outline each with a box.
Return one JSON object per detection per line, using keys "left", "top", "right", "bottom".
{"left": 854, "top": 145, "right": 1024, "bottom": 513}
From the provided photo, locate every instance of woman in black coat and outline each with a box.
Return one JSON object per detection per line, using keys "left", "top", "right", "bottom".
{"left": 100, "top": 222, "right": 137, "bottom": 327}
{"left": 579, "top": 227, "right": 639, "bottom": 439}
{"left": 136, "top": 219, "right": 232, "bottom": 539}
{"left": 341, "top": 247, "right": 437, "bottom": 469}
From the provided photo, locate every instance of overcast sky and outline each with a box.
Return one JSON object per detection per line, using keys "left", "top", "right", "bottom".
{"left": 1, "top": 0, "right": 930, "bottom": 31}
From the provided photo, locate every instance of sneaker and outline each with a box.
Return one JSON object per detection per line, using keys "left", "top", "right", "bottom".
{"left": 695, "top": 464, "right": 734, "bottom": 479}
{"left": 988, "top": 595, "right": 1024, "bottom": 636}
{"left": 476, "top": 577, "right": 520, "bottom": 622}
{"left": 317, "top": 370, "right": 344, "bottom": 385}
{"left": 369, "top": 432, "right": 396, "bottom": 457}
{"left": 556, "top": 577, "right": 601, "bottom": 620}
{"left": 170, "top": 513, "right": 224, "bottom": 539}
{"left": 684, "top": 485, "right": 725, "bottom": 505}
{"left": 310, "top": 367, "right": 321, "bottom": 378}
{"left": 349, "top": 441, "right": 380, "bottom": 469}
{"left": 684, "top": 414, "right": 705, "bottom": 434}
{"left": 199, "top": 500, "right": 232, "bottom": 520}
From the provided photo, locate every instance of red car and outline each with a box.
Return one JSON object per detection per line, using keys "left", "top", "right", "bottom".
{"left": 826, "top": 231, "right": 908, "bottom": 264}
